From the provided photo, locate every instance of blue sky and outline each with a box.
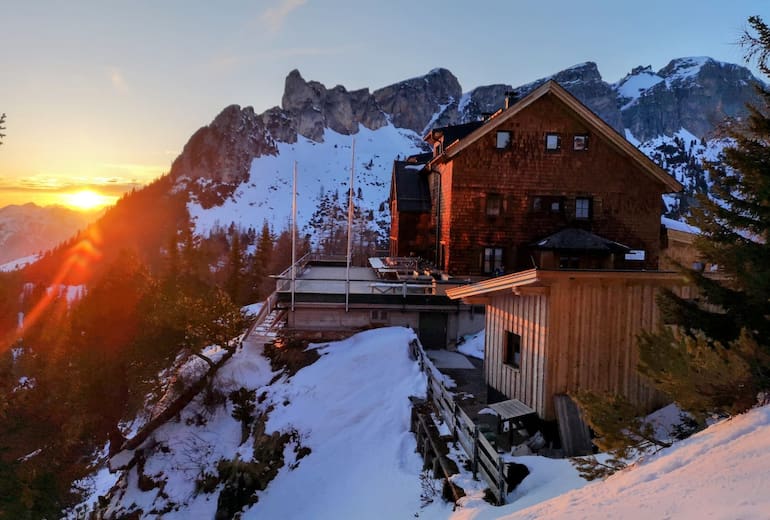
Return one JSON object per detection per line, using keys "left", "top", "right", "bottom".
{"left": 0, "top": 0, "right": 767, "bottom": 207}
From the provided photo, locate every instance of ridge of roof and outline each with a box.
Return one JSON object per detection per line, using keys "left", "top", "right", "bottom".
{"left": 433, "top": 81, "right": 682, "bottom": 193}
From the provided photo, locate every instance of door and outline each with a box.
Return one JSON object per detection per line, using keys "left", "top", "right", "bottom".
{"left": 418, "top": 312, "right": 448, "bottom": 349}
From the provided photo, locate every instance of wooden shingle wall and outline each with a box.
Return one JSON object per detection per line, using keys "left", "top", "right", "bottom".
{"left": 440, "top": 94, "right": 665, "bottom": 276}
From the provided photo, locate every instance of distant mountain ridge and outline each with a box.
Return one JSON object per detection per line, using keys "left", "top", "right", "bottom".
{"left": 0, "top": 203, "right": 99, "bottom": 264}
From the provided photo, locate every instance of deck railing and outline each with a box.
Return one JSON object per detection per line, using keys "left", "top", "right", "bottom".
{"left": 410, "top": 340, "right": 508, "bottom": 506}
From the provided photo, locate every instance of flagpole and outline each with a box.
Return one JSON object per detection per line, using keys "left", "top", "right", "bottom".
{"left": 346, "top": 139, "right": 355, "bottom": 312}
{"left": 291, "top": 160, "right": 297, "bottom": 312}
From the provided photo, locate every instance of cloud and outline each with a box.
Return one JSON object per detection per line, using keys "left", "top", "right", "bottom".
{"left": 106, "top": 67, "right": 129, "bottom": 94}
{"left": 260, "top": 0, "right": 307, "bottom": 33}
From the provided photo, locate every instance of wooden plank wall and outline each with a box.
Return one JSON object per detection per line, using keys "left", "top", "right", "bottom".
{"left": 544, "top": 278, "right": 671, "bottom": 419}
{"left": 485, "top": 292, "right": 549, "bottom": 417}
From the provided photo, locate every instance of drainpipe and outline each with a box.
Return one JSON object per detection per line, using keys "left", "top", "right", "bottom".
{"left": 432, "top": 168, "right": 442, "bottom": 269}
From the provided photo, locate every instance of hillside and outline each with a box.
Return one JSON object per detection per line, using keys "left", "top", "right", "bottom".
{"left": 74, "top": 326, "right": 770, "bottom": 519}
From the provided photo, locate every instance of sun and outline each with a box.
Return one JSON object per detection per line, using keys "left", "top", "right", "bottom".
{"left": 62, "top": 189, "right": 115, "bottom": 211}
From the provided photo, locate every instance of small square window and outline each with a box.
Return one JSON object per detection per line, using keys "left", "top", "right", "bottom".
{"left": 550, "top": 200, "right": 562, "bottom": 213}
{"left": 545, "top": 133, "right": 561, "bottom": 151}
{"left": 504, "top": 331, "right": 521, "bottom": 369}
{"left": 486, "top": 193, "right": 502, "bottom": 216}
{"left": 496, "top": 131, "right": 512, "bottom": 149}
{"left": 573, "top": 134, "right": 589, "bottom": 151}
{"left": 576, "top": 197, "right": 592, "bottom": 219}
{"left": 370, "top": 310, "right": 389, "bottom": 323}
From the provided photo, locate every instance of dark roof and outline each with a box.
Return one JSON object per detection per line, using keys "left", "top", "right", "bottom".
{"left": 425, "top": 121, "right": 485, "bottom": 146}
{"left": 392, "top": 160, "right": 431, "bottom": 213}
{"left": 531, "top": 228, "right": 630, "bottom": 253}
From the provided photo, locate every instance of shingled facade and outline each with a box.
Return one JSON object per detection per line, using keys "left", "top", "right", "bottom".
{"left": 390, "top": 81, "right": 682, "bottom": 277}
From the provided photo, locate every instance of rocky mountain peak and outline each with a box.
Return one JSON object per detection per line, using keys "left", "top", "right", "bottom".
{"left": 280, "top": 69, "right": 386, "bottom": 141}
{"left": 373, "top": 67, "right": 462, "bottom": 134}
{"left": 619, "top": 56, "right": 762, "bottom": 141}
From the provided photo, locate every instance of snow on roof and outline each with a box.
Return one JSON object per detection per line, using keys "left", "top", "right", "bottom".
{"left": 662, "top": 216, "right": 700, "bottom": 234}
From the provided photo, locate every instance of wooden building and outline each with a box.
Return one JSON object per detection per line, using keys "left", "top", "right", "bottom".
{"left": 446, "top": 269, "right": 689, "bottom": 421}
{"left": 390, "top": 81, "right": 682, "bottom": 276}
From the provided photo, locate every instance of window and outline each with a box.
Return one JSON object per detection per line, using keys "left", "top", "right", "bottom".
{"left": 486, "top": 193, "right": 502, "bottom": 216}
{"left": 625, "top": 250, "right": 646, "bottom": 261}
{"left": 545, "top": 133, "right": 561, "bottom": 151}
{"left": 575, "top": 197, "right": 592, "bottom": 219}
{"left": 483, "top": 247, "right": 504, "bottom": 275}
{"left": 559, "top": 256, "right": 580, "bottom": 269}
{"left": 532, "top": 195, "right": 563, "bottom": 214}
{"left": 504, "top": 331, "right": 521, "bottom": 368}
{"left": 370, "top": 310, "right": 389, "bottom": 323}
{"left": 496, "top": 131, "right": 512, "bottom": 149}
{"left": 573, "top": 134, "right": 589, "bottom": 151}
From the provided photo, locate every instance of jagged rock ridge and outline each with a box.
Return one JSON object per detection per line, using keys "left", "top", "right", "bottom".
{"left": 166, "top": 57, "right": 763, "bottom": 226}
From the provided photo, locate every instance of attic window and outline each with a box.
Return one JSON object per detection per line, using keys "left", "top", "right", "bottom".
{"left": 545, "top": 133, "right": 561, "bottom": 152}
{"left": 496, "top": 131, "right": 512, "bottom": 149}
{"left": 573, "top": 134, "right": 589, "bottom": 151}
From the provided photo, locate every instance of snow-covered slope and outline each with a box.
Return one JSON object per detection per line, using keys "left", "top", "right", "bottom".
{"left": 502, "top": 404, "right": 770, "bottom": 520}
{"left": 79, "top": 324, "right": 770, "bottom": 519}
{"left": 85, "top": 327, "right": 439, "bottom": 519}
{"left": 188, "top": 123, "right": 425, "bottom": 244}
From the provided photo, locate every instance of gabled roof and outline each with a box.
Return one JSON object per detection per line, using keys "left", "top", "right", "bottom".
{"left": 390, "top": 159, "right": 432, "bottom": 213}
{"left": 431, "top": 80, "right": 682, "bottom": 193}
{"left": 531, "top": 228, "right": 630, "bottom": 253}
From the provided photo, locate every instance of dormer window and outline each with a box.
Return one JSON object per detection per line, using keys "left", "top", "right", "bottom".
{"left": 434, "top": 142, "right": 443, "bottom": 157}
{"left": 496, "top": 131, "right": 512, "bottom": 149}
{"left": 545, "top": 133, "right": 561, "bottom": 152}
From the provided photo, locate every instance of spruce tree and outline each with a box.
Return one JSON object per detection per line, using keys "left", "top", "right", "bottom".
{"left": 638, "top": 16, "right": 770, "bottom": 420}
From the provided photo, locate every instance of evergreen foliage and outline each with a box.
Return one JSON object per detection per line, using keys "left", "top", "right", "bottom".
{"left": 571, "top": 391, "right": 671, "bottom": 480}
{"left": 638, "top": 16, "right": 770, "bottom": 421}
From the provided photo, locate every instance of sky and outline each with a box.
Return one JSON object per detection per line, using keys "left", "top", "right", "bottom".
{"left": 1, "top": 0, "right": 768, "bottom": 210}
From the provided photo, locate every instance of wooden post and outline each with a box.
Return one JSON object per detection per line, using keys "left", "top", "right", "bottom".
{"left": 497, "top": 456, "right": 506, "bottom": 505}
{"left": 472, "top": 425, "right": 480, "bottom": 480}
{"left": 452, "top": 401, "right": 459, "bottom": 441}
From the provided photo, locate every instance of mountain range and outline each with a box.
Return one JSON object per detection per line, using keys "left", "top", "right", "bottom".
{"left": 173, "top": 56, "right": 762, "bottom": 245}
{"left": 4, "top": 56, "right": 764, "bottom": 270}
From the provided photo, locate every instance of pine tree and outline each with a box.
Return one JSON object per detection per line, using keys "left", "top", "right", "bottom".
{"left": 0, "top": 113, "right": 6, "bottom": 146}
{"left": 638, "top": 16, "right": 770, "bottom": 421}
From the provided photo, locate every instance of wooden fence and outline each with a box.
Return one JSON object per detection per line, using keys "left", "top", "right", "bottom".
{"left": 410, "top": 340, "right": 508, "bottom": 506}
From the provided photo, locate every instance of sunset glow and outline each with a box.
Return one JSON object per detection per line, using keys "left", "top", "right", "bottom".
{"left": 61, "top": 189, "right": 116, "bottom": 211}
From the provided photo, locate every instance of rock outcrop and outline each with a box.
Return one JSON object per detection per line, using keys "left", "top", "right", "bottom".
{"left": 169, "top": 104, "right": 276, "bottom": 186}
{"left": 280, "top": 69, "right": 386, "bottom": 141}
{"left": 618, "top": 57, "right": 762, "bottom": 141}
{"left": 373, "top": 68, "right": 462, "bottom": 134}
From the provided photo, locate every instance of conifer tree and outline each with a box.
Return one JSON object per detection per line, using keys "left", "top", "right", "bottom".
{"left": 638, "top": 16, "right": 770, "bottom": 420}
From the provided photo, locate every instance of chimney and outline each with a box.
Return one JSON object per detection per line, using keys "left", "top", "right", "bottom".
{"left": 504, "top": 90, "right": 519, "bottom": 109}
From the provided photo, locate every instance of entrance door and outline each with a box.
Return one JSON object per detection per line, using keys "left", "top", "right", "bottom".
{"left": 418, "top": 312, "right": 448, "bottom": 349}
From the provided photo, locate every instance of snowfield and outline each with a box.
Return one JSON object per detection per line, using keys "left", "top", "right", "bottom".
{"left": 501, "top": 404, "right": 770, "bottom": 520}
{"left": 79, "top": 325, "right": 770, "bottom": 519}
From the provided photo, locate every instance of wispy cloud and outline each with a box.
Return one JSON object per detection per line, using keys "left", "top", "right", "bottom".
{"left": 106, "top": 66, "right": 129, "bottom": 94}
{"left": 260, "top": 0, "right": 307, "bottom": 33}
